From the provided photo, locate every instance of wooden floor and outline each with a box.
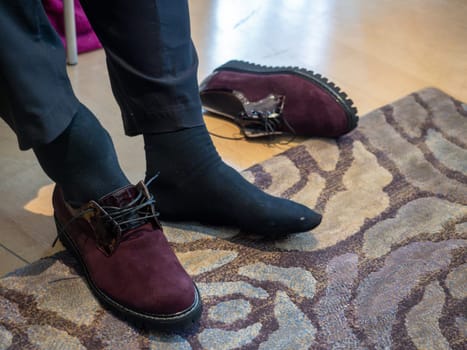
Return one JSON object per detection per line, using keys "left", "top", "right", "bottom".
{"left": 1, "top": 0, "right": 466, "bottom": 275}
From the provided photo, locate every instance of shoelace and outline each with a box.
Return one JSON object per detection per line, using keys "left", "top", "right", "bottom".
{"left": 208, "top": 93, "right": 296, "bottom": 144}
{"left": 209, "top": 113, "right": 296, "bottom": 144}
{"left": 98, "top": 177, "right": 159, "bottom": 233}
{"left": 52, "top": 174, "right": 160, "bottom": 248}
{"left": 251, "top": 109, "right": 296, "bottom": 138}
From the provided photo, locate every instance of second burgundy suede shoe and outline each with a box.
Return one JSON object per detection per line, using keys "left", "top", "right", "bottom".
{"left": 52, "top": 181, "right": 202, "bottom": 329}
{"left": 200, "top": 60, "right": 358, "bottom": 139}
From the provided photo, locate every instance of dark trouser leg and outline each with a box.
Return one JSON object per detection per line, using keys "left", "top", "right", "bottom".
{"left": 79, "top": 0, "right": 204, "bottom": 135}
{"left": 0, "top": 0, "right": 79, "bottom": 150}
{"left": 78, "top": 0, "right": 322, "bottom": 236}
{"left": 0, "top": 0, "right": 129, "bottom": 204}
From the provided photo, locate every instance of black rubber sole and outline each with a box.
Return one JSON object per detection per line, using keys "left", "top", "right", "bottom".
{"left": 203, "top": 60, "right": 359, "bottom": 134}
{"left": 54, "top": 215, "right": 203, "bottom": 330}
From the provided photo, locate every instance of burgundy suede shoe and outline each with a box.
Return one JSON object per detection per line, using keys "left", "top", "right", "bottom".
{"left": 52, "top": 181, "right": 202, "bottom": 329}
{"left": 200, "top": 60, "right": 358, "bottom": 138}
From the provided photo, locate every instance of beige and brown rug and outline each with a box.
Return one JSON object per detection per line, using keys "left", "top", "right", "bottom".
{"left": 1, "top": 88, "right": 466, "bottom": 349}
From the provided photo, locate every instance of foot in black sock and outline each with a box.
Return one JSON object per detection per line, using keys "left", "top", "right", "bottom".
{"left": 144, "top": 126, "right": 322, "bottom": 237}
{"left": 34, "top": 104, "right": 130, "bottom": 206}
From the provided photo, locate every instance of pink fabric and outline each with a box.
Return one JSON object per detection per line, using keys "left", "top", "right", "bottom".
{"left": 42, "top": 0, "right": 102, "bottom": 54}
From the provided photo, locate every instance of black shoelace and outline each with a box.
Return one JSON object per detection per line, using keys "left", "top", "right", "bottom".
{"left": 98, "top": 175, "right": 159, "bottom": 233}
{"left": 53, "top": 175, "right": 160, "bottom": 248}
{"left": 208, "top": 93, "right": 296, "bottom": 143}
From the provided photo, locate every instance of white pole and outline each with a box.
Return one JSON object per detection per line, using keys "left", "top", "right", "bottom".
{"left": 63, "top": 0, "right": 78, "bottom": 65}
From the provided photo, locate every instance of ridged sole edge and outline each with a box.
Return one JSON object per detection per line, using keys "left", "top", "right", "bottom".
{"left": 212, "top": 60, "right": 359, "bottom": 132}
{"left": 54, "top": 215, "right": 203, "bottom": 330}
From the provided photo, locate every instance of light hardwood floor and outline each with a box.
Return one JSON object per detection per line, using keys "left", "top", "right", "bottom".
{"left": 1, "top": 0, "right": 466, "bottom": 275}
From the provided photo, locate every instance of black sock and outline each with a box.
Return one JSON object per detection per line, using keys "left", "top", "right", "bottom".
{"left": 144, "top": 125, "right": 321, "bottom": 237}
{"left": 34, "top": 104, "right": 130, "bottom": 206}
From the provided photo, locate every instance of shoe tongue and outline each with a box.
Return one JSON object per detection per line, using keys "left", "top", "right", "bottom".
{"left": 98, "top": 185, "right": 139, "bottom": 208}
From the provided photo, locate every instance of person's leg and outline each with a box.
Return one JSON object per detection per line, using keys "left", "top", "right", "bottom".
{"left": 33, "top": 104, "right": 130, "bottom": 206}
{"left": 0, "top": 0, "right": 129, "bottom": 205}
{"left": 0, "top": 1, "right": 201, "bottom": 327}
{"left": 79, "top": 0, "right": 321, "bottom": 236}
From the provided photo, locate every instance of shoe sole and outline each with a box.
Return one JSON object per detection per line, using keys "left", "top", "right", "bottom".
{"left": 54, "top": 215, "right": 203, "bottom": 330}
{"left": 201, "top": 60, "right": 359, "bottom": 136}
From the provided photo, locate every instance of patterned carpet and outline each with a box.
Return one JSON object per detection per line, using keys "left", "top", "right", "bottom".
{"left": 1, "top": 88, "right": 466, "bottom": 349}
